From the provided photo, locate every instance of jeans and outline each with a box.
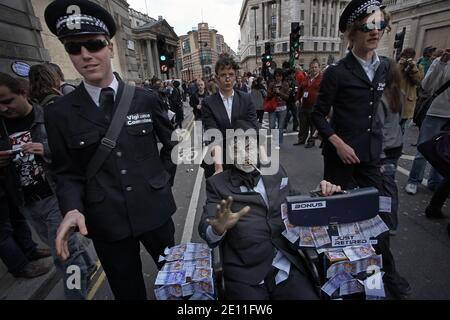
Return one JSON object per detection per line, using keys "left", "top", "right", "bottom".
{"left": 408, "top": 115, "right": 446, "bottom": 188}
{"left": 380, "top": 157, "right": 400, "bottom": 231}
{"left": 21, "top": 195, "right": 96, "bottom": 300}
{"left": 429, "top": 178, "right": 450, "bottom": 210}
{"left": 269, "top": 109, "right": 287, "bottom": 146}
{"left": 0, "top": 196, "right": 37, "bottom": 275}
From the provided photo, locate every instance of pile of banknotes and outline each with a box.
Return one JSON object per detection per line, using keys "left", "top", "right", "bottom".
{"left": 154, "top": 243, "right": 215, "bottom": 300}
{"left": 280, "top": 203, "right": 387, "bottom": 300}
{"left": 280, "top": 203, "right": 389, "bottom": 249}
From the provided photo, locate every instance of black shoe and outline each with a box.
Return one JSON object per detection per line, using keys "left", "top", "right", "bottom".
{"left": 13, "top": 260, "right": 52, "bottom": 279}
{"left": 294, "top": 140, "right": 306, "bottom": 146}
{"left": 305, "top": 141, "right": 315, "bottom": 149}
{"left": 425, "top": 206, "right": 447, "bottom": 219}
{"left": 28, "top": 248, "right": 52, "bottom": 261}
{"left": 384, "top": 274, "right": 412, "bottom": 300}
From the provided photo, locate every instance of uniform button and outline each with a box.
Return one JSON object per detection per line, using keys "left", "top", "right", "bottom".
{"left": 368, "top": 115, "right": 372, "bottom": 119}
{"left": 126, "top": 186, "right": 133, "bottom": 192}
{"left": 367, "top": 129, "right": 371, "bottom": 132}
{"left": 121, "top": 170, "right": 127, "bottom": 175}
{"left": 369, "top": 102, "right": 373, "bottom": 106}
{"left": 116, "top": 151, "right": 122, "bottom": 157}
{"left": 79, "top": 141, "right": 85, "bottom": 146}
{"left": 370, "top": 88, "right": 374, "bottom": 91}
{"left": 142, "top": 130, "right": 147, "bottom": 134}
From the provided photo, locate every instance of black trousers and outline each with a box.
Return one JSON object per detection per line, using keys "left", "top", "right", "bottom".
{"left": 92, "top": 218, "right": 175, "bottom": 300}
{"left": 225, "top": 264, "right": 320, "bottom": 300}
{"left": 284, "top": 103, "right": 299, "bottom": 130}
{"left": 298, "top": 109, "right": 316, "bottom": 143}
{"left": 429, "top": 178, "right": 450, "bottom": 209}
{"left": 323, "top": 151, "right": 401, "bottom": 287}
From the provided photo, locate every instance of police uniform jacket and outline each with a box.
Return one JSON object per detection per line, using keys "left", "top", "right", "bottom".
{"left": 311, "top": 52, "right": 390, "bottom": 162}
{"left": 198, "top": 167, "right": 311, "bottom": 286}
{"left": 44, "top": 81, "right": 177, "bottom": 242}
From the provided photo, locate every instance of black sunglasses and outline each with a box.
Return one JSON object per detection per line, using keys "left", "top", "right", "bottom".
{"left": 356, "top": 20, "right": 388, "bottom": 33}
{"left": 64, "top": 39, "right": 109, "bottom": 55}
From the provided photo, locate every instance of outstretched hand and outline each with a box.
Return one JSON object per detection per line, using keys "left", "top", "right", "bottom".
{"left": 55, "top": 210, "right": 88, "bottom": 261}
{"left": 206, "top": 196, "right": 250, "bottom": 236}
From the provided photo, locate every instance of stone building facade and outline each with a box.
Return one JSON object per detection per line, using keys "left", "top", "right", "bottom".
{"left": 378, "top": 0, "right": 450, "bottom": 59}
{"left": 238, "top": 0, "right": 350, "bottom": 72}
{"left": 130, "top": 10, "right": 180, "bottom": 81}
{"left": 179, "top": 22, "right": 237, "bottom": 82}
{"left": 0, "top": 0, "right": 49, "bottom": 77}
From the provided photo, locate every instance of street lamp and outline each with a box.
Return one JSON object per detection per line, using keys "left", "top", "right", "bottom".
{"left": 251, "top": 5, "right": 259, "bottom": 72}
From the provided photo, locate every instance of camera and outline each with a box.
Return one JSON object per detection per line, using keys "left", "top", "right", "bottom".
{"left": 403, "top": 58, "right": 414, "bottom": 73}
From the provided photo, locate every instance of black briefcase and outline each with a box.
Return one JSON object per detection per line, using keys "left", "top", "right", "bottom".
{"left": 286, "top": 187, "right": 379, "bottom": 227}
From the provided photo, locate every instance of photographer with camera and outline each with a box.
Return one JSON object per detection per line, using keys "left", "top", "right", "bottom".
{"left": 398, "top": 48, "right": 424, "bottom": 133}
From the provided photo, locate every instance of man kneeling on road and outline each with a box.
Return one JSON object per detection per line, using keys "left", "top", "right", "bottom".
{"left": 198, "top": 120, "right": 341, "bottom": 300}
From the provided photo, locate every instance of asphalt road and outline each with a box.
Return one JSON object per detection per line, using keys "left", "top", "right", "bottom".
{"left": 45, "top": 108, "right": 450, "bottom": 300}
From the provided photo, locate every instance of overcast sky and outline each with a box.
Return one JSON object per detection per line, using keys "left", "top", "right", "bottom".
{"left": 127, "top": 0, "right": 243, "bottom": 52}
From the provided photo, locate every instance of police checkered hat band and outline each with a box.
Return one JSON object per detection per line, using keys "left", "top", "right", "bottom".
{"left": 56, "top": 14, "right": 110, "bottom": 38}
{"left": 347, "top": 0, "right": 382, "bottom": 26}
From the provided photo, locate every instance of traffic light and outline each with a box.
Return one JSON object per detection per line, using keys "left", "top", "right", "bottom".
{"left": 289, "top": 23, "right": 303, "bottom": 67}
{"left": 157, "top": 36, "right": 174, "bottom": 74}
{"left": 394, "top": 27, "right": 406, "bottom": 61}
{"left": 262, "top": 42, "right": 273, "bottom": 68}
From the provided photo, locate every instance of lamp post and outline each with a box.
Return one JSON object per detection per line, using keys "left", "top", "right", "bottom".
{"left": 251, "top": 5, "right": 259, "bottom": 73}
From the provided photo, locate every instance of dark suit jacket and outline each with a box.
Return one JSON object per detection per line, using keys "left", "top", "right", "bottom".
{"left": 44, "top": 81, "right": 177, "bottom": 242}
{"left": 198, "top": 167, "right": 309, "bottom": 286}
{"left": 201, "top": 90, "right": 258, "bottom": 175}
{"left": 311, "top": 52, "right": 390, "bottom": 162}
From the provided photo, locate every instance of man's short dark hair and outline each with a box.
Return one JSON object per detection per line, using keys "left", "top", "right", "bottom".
{"left": 401, "top": 48, "right": 416, "bottom": 59}
{"left": 215, "top": 54, "right": 239, "bottom": 75}
{"left": 0, "top": 72, "right": 28, "bottom": 95}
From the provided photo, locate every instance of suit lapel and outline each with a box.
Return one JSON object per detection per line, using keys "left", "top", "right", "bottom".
{"left": 212, "top": 92, "right": 232, "bottom": 129}
{"left": 230, "top": 91, "right": 240, "bottom": 127}
{"left": 72, "top": 83, "right": 109, "bottom": 128}
{"left": 344, "top": 52, "right": 372, "bottom": 86}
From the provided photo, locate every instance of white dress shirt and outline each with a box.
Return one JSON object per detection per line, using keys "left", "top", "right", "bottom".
{"left": 352, "top": 50, "right": 381, "bottom": 82}
{"left": 84, "top": 75, "right": 119, "bottom": 107}
{"left": 219, "top": 90, "right": 235, "bottom": 123}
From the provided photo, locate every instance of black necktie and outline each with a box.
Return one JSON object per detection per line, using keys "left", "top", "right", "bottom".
{"left": 99, "top": 87, "right": 115, "bottom": 122}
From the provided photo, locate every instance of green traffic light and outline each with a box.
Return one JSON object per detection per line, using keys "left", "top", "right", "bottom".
{"left": 160, "top": 55, "right": 167, "bottom": 62}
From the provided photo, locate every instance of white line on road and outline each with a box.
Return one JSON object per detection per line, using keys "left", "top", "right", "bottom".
{"left": 396, "top": 165, "right": 428, "bottom": 187}
{"left": 400, "top": 155, "right": 415, "bottom": 161}
{"left": 180, "top": 147, "right": 206, "bottom": 244}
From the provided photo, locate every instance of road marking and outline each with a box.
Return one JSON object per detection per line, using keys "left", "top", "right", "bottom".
{"left": 396, "top": 165, "right": 428, "bottom": 187}
{"left": 400, "top": 155, "right": 415, "bottom": 161}
{"left": 181, "top": 131, "right": 207, "bottom": 244}
{"left": 87, "top": 260, "right": 104, "bottom": 301}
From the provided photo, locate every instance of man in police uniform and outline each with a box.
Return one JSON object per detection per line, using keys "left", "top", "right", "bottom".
{"left": 44, "top": 0, "right": 177, "bottom": 300}
{"left": 311, "top": 0, "right": 411, "bottom": 299}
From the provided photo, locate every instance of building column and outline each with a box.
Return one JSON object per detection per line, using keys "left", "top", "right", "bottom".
{"left": 318, "top": 0, "right": 323, "bottom": 37}
{"left": 327, "top": 0, "right": 332, "bottom": 38}
{"left": 146, "top": 39, "right": 155, "bottom": 78}
{"left": 262, "top": 2, "right": 265, "bottom": 41}
{"left": 335, "top": 2, "right": 340, "bottom": 38}
{"left": 310, "top": 3, "right": 314, "bottom": 37}
{"left": 152, "top": 39, "right": 161, "bottom": 79}
{"left": 277, "top": 0, "right": 282, "bottom": 38}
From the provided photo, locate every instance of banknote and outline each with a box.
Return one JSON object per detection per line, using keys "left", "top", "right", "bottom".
{"left": 155, "top": 271, "right": 186, "bottom": 285}
{"left": 282, "top": 229, "right": 300, "bottom": 244}
{"left": 192, "top": 268, "right": 213, "bottom": 282}
{"left": 299, "top": 227, "right": 315, "bottom": 247}
{"left": 337, "top": 223, "right": 362, "bottom": 237}
{"left": 154, "top": 285, "right": 183, "bottom": 300}
{"left": 370, "top": 215, "right": 390, "bottom": 238}
{"left": 343, "top": 245, "right": 376, "bottom": 262}
{"left": 311, "top": 226, "right": 331, "bottom": 248}
{"left": 339, "top": 279, "right": 364, "bottom": 296}
{"left": 193, "top": 279, "right": 215, "bottom": 295}
{"left": 189, "top": 292, "right": 215, "bottom": 300}
{"left": 184, "top": 249, "right": 210, "bottom": 261}
{"left": 161, "top": 260, "right": 185, "bottom": 272}
{"left": 321, "top": 271, "right": 353, "bottom": 297}
{"left": 326, "top": 255, "right": 383, "bottom": 278}
{"left": 325, "top": 250, "right": 348, "bottom": 263}
{"left": 357, "top": 219, "right": 375, "bottom": 239}
{"left": 281, "top": 203, "right": 288, "bottom": 220}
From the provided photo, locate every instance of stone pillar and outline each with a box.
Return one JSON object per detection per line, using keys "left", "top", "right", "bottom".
{"left": 152, "top": 40, "right": 161, "bottom": 79}
{"left": 327, "top": 0, "right": 332, "bottom": 38}
{"left": 277, "top": 0, "right": 282, "bottom": 38}
{"left": 262, "top": 2, "right": 265, "bottom": 41}
{"left": 146, "top": 39, "right": 155, "bottom": 78}
{"left": 318, "top": 0, "right": 323, "bottom": 37}
{"left": 335, "top": 2, "right": 340, "bottom": 38}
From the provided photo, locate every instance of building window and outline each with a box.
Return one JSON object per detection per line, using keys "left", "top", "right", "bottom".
{"left": 256, "top": 46, "right": 261, "bottom": 56}
{"left": 314, "top": 42, "right": 318, "bottom": 51}
{"left": 323, "top": 43, "right": 327, "bottom": 51}
{"left": 182, "top": 39, "right": 191, "bottom": 54}
{"left": 300, "top": 42, "right": 304, "bottom": 51}
{"left": 313, "top": 0, "right": 316, "bottom": 6}
{"left": 301, "top": 10, "right": 304, "bottom": 21}
{"left": 271, "top": 29, "right": 276, "bottom": 39}
{"left": 313, "top": 13, "right": 316, "bottom": 23}
{"left": 332, "top": 43, "right": 335, "bottom": 51}
{"left": 282, "top": 42, "right": 288, "bottom": 52}
{"left": 271, "top": 15, "right": 277, "bottom": 25}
